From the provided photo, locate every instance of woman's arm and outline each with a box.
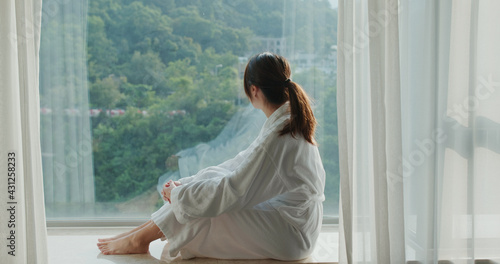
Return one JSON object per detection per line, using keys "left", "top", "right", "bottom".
{"left": 169, "top": 143, "right": 284, "bottom": 224}
{"left": 177, "top": 146, "right": 252, "bottom": 186}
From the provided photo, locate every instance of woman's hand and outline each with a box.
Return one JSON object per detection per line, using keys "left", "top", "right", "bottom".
{"left": 161, "top": 180, "right": 181, "bottom": 203}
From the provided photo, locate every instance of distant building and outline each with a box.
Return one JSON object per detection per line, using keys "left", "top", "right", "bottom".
{"left": 290, "top": 48, "right": 337, "bottom": 76}
{"left": 246, "top": 38, "right": 337, "bottom": 77}
{"left": 254, "top": 37, "right": 287, "bottom": 55}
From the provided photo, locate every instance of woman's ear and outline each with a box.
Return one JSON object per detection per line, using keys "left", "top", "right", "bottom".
{"left": 250, "top": 85, "right": 258, "bottom": 98}
{"left": 250, "top": 84, "right": 257, "bottom": 98}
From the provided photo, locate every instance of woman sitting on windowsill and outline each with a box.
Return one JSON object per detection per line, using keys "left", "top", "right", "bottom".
{"left": 97, "top": 52, "right": 325, "bottom": 261}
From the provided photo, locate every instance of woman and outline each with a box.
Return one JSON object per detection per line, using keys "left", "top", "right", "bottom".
{"left": 97, "top": 52, "right": 325, "bottom": 261}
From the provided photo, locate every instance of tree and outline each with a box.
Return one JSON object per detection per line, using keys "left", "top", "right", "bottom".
{"left": 120, "top": 51, "right": 169, "bottom": 96}
{"left": 81, "top": 0, "right": 338, "bottom": 205}
{"left": 87, "top": 15, "right": 118, "bottom": 81}
{"left": 89, "top": 76, "right": 123, "bottom": 109}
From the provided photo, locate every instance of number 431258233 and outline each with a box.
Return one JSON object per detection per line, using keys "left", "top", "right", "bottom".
{"left": 7, "top": 152, "right": 16, "bottom": 199}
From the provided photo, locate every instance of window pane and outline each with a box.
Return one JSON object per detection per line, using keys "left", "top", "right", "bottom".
{"left": 40, "top": 0, "right": 339, "bottom": 220}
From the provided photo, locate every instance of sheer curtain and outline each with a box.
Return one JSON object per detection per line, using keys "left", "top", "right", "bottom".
{"left": 337, "top": 0, "right": 405, "bottom": 263}
{"left": 400, "top": 0, "right": 500, "bottom": 262}
{"left": 0, "top": 0, "right": 47, "bottom": 263}
{"left": 39, "top": 0, "right": 94, "bottom": 217}
{"left": 338, "top": 0, "right": 500, "bottom": 263}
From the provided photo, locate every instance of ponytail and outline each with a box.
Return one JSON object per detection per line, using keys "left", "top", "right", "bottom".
{"left": 244, "top": 52, "right": 317, "bottom": 145}
{"left": 280, "top": 81, "right": 317, "bottom": 145}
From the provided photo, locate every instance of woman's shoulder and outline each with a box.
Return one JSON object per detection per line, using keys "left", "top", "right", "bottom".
{"left": 263, "top": 130, "right": 318, "bottom": 158}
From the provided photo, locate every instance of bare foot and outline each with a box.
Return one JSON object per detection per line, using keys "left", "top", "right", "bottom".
{"left": 97, "top": 221, "right": 150, "bottom": 242}
{"left": 97, "top": 234, "right": 149, "bottom": 255}
{"left": 97, "top": 220, "right": 163, "bottom": 255}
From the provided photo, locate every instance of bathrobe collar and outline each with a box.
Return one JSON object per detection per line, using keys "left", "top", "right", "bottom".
{"left": 259, "top": 102, "right": 290, "bottom": 137}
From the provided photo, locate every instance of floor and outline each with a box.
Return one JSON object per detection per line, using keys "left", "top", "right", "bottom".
{"left": 47, "top": 226, "right": 338, "bottom": 264}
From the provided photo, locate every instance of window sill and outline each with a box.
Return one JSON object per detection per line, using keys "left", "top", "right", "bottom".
{"left": 47, "top": 225, "right": 338, "bottom": 263}
{"left": 46, "top": 217, "right": 339, "bottom": 228}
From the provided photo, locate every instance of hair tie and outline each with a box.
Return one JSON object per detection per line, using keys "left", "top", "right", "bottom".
{"left": 284, "top": 78, "right": 291, "bottom": 85}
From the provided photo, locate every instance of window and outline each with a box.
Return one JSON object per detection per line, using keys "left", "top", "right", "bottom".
{"left": 40, "top": 0, "right": 339, "bottom": 223}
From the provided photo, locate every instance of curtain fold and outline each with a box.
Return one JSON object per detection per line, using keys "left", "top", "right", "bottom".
{"left": 0, "top": 0, "right": 47, "bottom": 263}
{"left": 339, "top": 0, "right": 500, "bottom": 263}
{"left": 400, "top": 0, "right": 500, "bottom": 262}
{"left": 39, "top": 0, "right": 94, "bottom": 217}
{"left": 337, "top": 0, "right": 404, "bottom": 263}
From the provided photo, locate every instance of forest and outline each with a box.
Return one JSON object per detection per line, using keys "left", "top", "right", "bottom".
{"left": 40, "top": 0, "right": 339, "bottom": 216}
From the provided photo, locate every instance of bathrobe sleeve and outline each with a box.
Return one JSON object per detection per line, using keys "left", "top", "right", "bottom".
{"left": 169, "top": 142, "right": 284, "bottom": 224}
{"left": 177, "top": 147, "right": 251, "bottom": 185}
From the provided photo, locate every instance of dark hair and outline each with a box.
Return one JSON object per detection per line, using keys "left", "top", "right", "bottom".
{"left": 244, "top": 52, "right": 317, "bottom": 145}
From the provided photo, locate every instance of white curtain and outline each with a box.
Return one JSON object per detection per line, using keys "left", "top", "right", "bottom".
{"left": 400, "top": 0, "right": 500, "bottom": 262}
{"left": 0, "top": 0, "right": 48, "bottom": 264}
{"left": 39, "top": 0, "right": 94, "bottom": 217}
{"left": 337, "top": 0, "right": 405, "bottom": 263}
{"left": 338, "top": 0, "right": 500, "bottom": 263}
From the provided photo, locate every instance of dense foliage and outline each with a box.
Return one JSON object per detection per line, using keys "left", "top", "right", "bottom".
{"left": 42, "top": 0, "right": 339, "bottom": 211}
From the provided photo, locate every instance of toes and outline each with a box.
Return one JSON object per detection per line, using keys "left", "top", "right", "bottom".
{"left": 97, "top": 242, "right": 108, "bottom": 249}
{"left": 101, "top": 246, "right": 110, "bottom": 254}
{"left": 103, "top": 247, "right": 114, "bottom": 255}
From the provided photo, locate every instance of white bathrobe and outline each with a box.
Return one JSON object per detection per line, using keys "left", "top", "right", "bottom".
{"left": 151, "top": 103, "right": 325, "bottom": 260}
